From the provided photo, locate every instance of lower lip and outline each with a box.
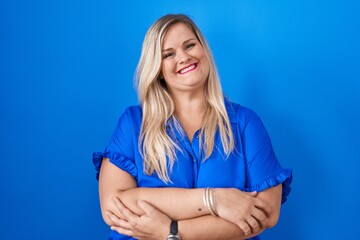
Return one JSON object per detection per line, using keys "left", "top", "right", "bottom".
{"left": 178, "top": 64, "right": 197, "bottom": 75}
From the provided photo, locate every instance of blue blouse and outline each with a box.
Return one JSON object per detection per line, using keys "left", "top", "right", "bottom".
{"left": 93, "top": 99, "right": 292, "bottom": 240}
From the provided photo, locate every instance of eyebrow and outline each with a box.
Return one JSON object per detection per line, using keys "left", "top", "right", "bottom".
{"left": 162, "top": 38, "right": 197, "bottom": 52}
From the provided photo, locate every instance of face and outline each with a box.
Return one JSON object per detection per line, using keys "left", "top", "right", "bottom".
{"left": 161, "top": 23, "right": 210, "bottom": 95}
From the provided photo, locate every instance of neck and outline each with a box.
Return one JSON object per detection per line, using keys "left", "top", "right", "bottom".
{"left": 170, "top": 91, "right": 208, "bottom": 143}
{"left": 171, "top": 91, "right": 207, "bottom": 118}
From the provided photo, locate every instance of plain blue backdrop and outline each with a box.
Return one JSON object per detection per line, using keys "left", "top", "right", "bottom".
{"left": 1, "top": 0, "right": 359, "bottom": 239}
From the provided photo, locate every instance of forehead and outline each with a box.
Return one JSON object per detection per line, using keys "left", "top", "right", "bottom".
{"left": 162, "top": 22, "right": 196, "bottom": 49}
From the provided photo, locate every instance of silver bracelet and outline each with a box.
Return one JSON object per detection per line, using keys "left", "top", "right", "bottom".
{"left": 209, "top": 188, "right": 218, "bottom": 216}
{"left": 203, "top": 188, "right": 217, "bottom": 216}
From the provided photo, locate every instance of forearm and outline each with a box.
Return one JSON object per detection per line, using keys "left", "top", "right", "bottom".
{"left": 104, "top": 186, "right": 275, "bottom": 239}
{"left": 115, "top": 187, "right": 209, "bottom": 220}
{"left": 99, "top": 158, "right": 282, "bottom": 232}
{"left": 179, "top": 215, "right": 264, "bottom": 240}
{"left": 99, "top": 159, "right": 209, "bottom": 221}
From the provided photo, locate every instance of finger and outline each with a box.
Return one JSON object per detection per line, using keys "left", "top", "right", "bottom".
{"left": 113, "top": 197, "right": 127, "bottom": 211}
{"left": 107, "top": 212, "right": 133, "bottom": 229}
{"left": 137, "top": 200, "right": 155, "bottom": 216}
{"left": 115, "top": 218, "right": 133, "bottom": 229}
{"left": 111, "top": 197, "right": 127, "bottom": 218}
{"left": 238, "top": 221, "right": 252, "bottom": 236}
{"left": 251, "top": 208, "right": 267, "bottom": 227}
{"left": 110, "top": 225, "right": 135, "bottom": 237}
{"left": 112, "top": 197, "right": 140, "bottom": 224}
{"left": 106, "top": 211, "right": 121, "bottom": 225}
{"left": 254, "top": 198, "right": 272, "bottom": 216}
{"left": 246, "top": 216, "right": 261, "bottom": 233}
{"left": 104, "top": 210, "right": 115, "bottom": 223}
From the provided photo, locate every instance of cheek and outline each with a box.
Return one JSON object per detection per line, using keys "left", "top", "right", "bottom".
{"left": 202, "top": 57, "right": 210, "bottom": 75}
{"left": 197, "top": 50, "right": 210, "bottom": 71}
{"left": 161, "top": 62, "right": 174, "bottom": 77}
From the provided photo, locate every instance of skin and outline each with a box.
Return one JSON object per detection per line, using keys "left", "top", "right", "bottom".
{"left": 99, "top": 22, "right": 283, "bottom": 239}
{"left": 161, "top": 22, "right": 210, "bottom": 95}
{"left": 161, "top": 22, "right": 210, "bottom": 142}
{"left": 100, "top": 161, "right": 282, "bottom": 239}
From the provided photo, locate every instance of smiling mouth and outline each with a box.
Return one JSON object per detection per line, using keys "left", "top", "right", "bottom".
{"left": 178, "top": 63, "right": 197, "bottom": 74}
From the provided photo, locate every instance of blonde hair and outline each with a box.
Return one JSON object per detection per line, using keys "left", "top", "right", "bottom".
{"left": 135, "top": 14, "right": 234, "bottom": 182}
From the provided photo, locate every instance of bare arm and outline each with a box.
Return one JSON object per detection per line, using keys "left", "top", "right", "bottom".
{"left": 100, "top": 158, "right": 246, "bottom": 238}
{"left": 254, "top": 184, "right": 282, "bottom": 228}
{"left": 99, "top": 158, "right": 208, "bottom": 224}
{"left": 178, "top": 185, "right": 282, "bottom": 240}
{"left": 108, "top": 198, "right": 247, "bottom": 239}
{"left": 100, "top": 158, "right": 282, "bottom": 237}
{"left": 108, "top": 200, "right": 269, "bottom": 240}
{"left": 214, "top": 185, "right": 283, "bottom": 230}
{"left": 179, "top": 215, "right": 250, "bottom": 240}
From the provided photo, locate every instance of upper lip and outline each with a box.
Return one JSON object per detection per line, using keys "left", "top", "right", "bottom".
{"left": 177, "top": 63, "right": 197, "bottom": 73}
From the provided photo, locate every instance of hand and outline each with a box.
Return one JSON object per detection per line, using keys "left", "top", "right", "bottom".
{"left": 214, "top": 188, "right": 272, "bottom": 236}
{"left": 106, "top": 197, "right": 171, "bottom": 240}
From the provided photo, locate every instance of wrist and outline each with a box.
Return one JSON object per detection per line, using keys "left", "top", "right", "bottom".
{"left": 161, "top": 218, "right": 172, "bottom": 239}
{"left": 202, "top": 188, "right": 218, "bottom": 216}
{"left": 166, "top": 220, "right": 181, "bottom": 240}
{"left": 213, "top": 188, "right": 227, "bottom": 217}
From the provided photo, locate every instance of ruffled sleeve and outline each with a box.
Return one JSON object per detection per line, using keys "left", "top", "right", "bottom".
{"left": 239, "top": 107, "right": 293, "bottom": 204}
{"left": 92, "top": 152, "right": 138, "bottom": 181}
{"left": 92, "top": 106, "right": 141, "bottom": 182}
{"left": 245, "top": 168, "right": 292, "bottom": 204}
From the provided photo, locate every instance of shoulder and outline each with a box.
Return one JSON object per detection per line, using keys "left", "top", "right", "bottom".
{"left": 122, "top": 105, "right": 142, "bottom": 118}
{"left": 224, "top": 98, "right": 260, "bottom": 125}
{"left": 115, "top": 105, "right": 143, "bottom": 129}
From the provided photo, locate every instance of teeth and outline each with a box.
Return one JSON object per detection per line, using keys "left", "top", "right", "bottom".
{"left": 180, "top": 64, "right": 195, "bottom": 74}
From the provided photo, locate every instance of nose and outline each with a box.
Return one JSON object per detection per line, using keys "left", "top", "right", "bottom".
{"left": 176, "top": 50, "right": 191, "bottom": 64}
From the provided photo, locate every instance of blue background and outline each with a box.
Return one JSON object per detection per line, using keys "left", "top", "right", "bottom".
{"left": 1, "top": 0, "right": 359, "bottom": 239}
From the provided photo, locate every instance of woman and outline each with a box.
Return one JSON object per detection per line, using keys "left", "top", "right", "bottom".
{"left": 93, "top": 14, "right": 292, "bottom": 240}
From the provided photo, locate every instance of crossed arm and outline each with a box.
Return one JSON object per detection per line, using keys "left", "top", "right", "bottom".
{"left": 99, "top": 158, "right": 282, "bottom": 239}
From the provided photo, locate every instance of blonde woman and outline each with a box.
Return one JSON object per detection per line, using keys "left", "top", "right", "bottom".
{"left": 93, "top": 14, "right": 292, "bottom": 240}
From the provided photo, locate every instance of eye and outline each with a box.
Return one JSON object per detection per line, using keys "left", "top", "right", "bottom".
{"left": 163, "top": 52, "right": 175, "bottom": 59}
{"left": 185, "top": 43, "right": 196, "bottom": 50}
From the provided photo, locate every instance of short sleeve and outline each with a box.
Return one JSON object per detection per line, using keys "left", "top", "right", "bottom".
{"left": 92, "top": 107, "right": 139, "bottom": 181}
{"left": 92, "top": 152, "right": 138, "bottom": 181}
{"left": 240, "top": 109, "right": 292, "bottom": 204}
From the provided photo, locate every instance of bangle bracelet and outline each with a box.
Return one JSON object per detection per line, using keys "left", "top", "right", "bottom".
{"left": 203, "top": 188, "right": 217, "bottom": 216}
{"left": 209, "top": 188, "right": 218, "bottom": 216}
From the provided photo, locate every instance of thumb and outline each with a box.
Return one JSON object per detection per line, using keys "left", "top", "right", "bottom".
{"left": 137, "top": 200, "right": 155, "bottom": 216}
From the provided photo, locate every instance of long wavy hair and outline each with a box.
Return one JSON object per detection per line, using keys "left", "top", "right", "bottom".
{"left": 135, "top": 14, "right": 234, "bottom": 182}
